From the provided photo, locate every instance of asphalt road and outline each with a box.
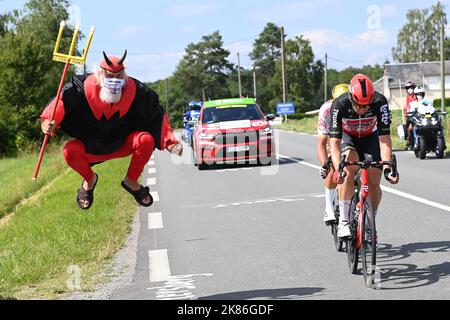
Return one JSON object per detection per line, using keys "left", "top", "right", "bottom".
{"left": 110, "top": 129, "right": 450, "bottom": 300}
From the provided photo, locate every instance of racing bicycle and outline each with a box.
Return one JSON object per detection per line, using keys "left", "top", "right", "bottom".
{"left": 338, "top": 154, "right": 398, "bottom": 289}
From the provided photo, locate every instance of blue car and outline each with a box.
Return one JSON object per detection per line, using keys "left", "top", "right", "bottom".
{"left": 182, "top": 101, "right": 203, "bottom": 146}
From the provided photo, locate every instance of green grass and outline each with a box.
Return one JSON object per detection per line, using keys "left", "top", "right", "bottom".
{"left": 274, "top": 108, "right": 450, "bottom": 156}
{"left": 0, "top": 146, "right": 137, "bottom": 299}
{"left": 0, "top": 143, "right": 67, "bottom": 219}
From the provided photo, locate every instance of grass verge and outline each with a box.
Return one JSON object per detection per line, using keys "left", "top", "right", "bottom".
{"left": 0, "top": 147, "right": 137, "bottom": 299}
{"left": 0, "top": 143, "right": 67, "bottom": 219}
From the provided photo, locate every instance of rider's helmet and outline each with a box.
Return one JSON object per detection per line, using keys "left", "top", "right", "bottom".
{"left": 332, "top": 84, "right": 349, "bottom": 100}
{"left": 191, "top": 101, "right": 202, "bottom": 111}
{"left": 349, "top": 74, "right": 375, "bottom": 107}
{"left": 414, "top": 86, "right": 425, "bottom": 100}
{"left": 188, "top": 101, "right": 199, "bottom": 110}
{"left": 405, "top": 80, "right": 416, "bottom": 94}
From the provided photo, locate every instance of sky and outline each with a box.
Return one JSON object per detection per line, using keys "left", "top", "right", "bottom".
{"left": 1, "top": 0, "right": 450, "bottom": 82}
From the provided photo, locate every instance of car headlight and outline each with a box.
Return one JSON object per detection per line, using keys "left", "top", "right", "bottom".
{"left": 431, "top": 118, "right": 438, "bottom": 126}
{"left": 422, "top": 118, "right": 428, "bottom": 126}
{"left": 260, "top": 127, "right": 273, "bottom": 135}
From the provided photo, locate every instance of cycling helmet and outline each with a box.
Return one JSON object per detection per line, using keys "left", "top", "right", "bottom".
{"left": 332, "top": 84, "right": 349, "bottom": 100}
{"left": 188, "top": 101, "right": 197, "bottom": 108}
{"left": 349, "top": 74, "right": 375, "bottom": 106}
{"left": 414, "top": 86, "right": 425, "bottom": 100}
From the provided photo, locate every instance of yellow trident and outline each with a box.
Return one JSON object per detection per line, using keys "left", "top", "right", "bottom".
{"left": 53, "top": 21, "right": 95, "bottom": 65}
{"left": 33, "top": 21, "right": 95, "bottom": 180}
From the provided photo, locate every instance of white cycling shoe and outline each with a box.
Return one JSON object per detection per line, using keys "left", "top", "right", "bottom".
{"left": 324, "top": 211, "right": 336, "bottom": 224}
{"left": 337, "top": 221, "right": 351, "bottom": 238}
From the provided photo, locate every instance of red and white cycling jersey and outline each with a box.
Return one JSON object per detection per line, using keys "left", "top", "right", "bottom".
{"left": 330, "top": 91, "right": 391, "bottom": 139}
{"left": 317, "top": 100, "right": 333, "bottom": 136}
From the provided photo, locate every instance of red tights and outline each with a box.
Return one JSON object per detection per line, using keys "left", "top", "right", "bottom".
{"left": 63, "top": 131, "right": 155, "bottom": 182}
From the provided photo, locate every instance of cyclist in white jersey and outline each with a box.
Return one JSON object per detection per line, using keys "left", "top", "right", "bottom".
{"left": 317, "top": 84, "right": 350, "bottom": 224}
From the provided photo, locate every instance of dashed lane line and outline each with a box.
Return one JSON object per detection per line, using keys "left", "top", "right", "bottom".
{"left": 150, "top": 191, "right": 160, "bottom": 202}
{"left": 148, "top": 212, "right": 164, "bottom": 230}
{"left": 148, "top": 249, "right": 171, "bottom": 282}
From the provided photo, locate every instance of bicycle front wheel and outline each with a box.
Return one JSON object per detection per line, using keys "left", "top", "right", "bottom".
{"left": 361, "top": 198, "right": 378, "bottom": 289}
{"left": 346, "top": 196, "right": 359, "bottom": 274}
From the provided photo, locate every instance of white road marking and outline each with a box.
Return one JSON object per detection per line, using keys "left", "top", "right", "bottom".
{"left": 151, "top": 155, "right": 155, "bottom": 160}
{"left": 183, "top": 193, "right": 322, "bottom": 209}
{"left": 278, "top": 154, "right": 321, "bottom": 170}
{"left": 211, "top": 198, "right": 304, "bottom": 209}
{"left": 151, "top": 191, "right": 160, "bottom": 202}
{"left": 148, "top": 160, "right": 155, "bottom": 166}
{"left": 148, "top": 249, "right": 171, "bottom": 282}
{"left": 148, "top": 168, "right": 157, "bottom": 175}
{"left": 147, "top": 178, "right": 157, "bottom": 186}
{"left": 148, "top": 212, "right": 163, "bottom": 230}
{"left": 147, "top": 273, "right": 214, "bottom": 300}
{"left": 380, "top": 185, "right": 450, "bottom": 212}
{"left": 278, "top": 153, "right": 450, "bottom": 213}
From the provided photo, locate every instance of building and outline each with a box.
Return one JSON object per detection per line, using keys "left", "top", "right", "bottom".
{"left": 374, "top": 61, "right": 450, "bottom": 110}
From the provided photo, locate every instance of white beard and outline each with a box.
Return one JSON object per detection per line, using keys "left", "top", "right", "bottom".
{"left": 99, "top": 86, "right": 122, "bottom": 104}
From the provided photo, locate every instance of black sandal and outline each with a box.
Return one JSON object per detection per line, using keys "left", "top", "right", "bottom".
{"left": 76, "top": 174, "right": 99, "bottom": 210}
{"left": 121, "top": 181, "right": 153, "bottom": 207}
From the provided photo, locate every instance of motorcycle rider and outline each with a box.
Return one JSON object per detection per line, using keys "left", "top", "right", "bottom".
{"left": 404, "top": 81, "right": 418, "bottom": 148}
{"left": 406, "top": 86, "right": 427, "bottom": 141}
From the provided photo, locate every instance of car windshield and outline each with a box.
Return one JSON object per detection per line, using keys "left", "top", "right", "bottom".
{"left": 202, "top": 104, "right": 263, "bottom": 124}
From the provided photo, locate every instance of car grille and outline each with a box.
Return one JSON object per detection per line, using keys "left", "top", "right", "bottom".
{"left": 214, "top": 131, "right": 259, "bottom": 145}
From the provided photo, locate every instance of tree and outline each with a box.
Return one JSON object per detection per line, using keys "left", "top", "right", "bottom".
{"left": 0, "top": 0, "right": 76, "bottom": 156}
{"left": 393, "top": 1, "right": 447, "bottom": 62}
{"left": 172, "top": 31, "right": 232, "bottom": 104}
{"left": 249, "top": 23, "right": 282, "bottom": 112}
{"left": 270, "top": 35, "right": 324, "bottom": 112}
{"left": 250, "top": 23, "right": 282, "bottom": 78}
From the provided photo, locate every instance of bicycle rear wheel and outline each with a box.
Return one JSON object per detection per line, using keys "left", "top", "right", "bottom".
{"left": 331, "top": 189, "right": 344, "bottom": 252}
{"left": 361, "top": 198, "right": 378, "bottom": 289}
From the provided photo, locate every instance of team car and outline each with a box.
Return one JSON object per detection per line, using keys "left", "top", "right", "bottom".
{"left": 192, "top": 98, "right": 276, "bottom": 170}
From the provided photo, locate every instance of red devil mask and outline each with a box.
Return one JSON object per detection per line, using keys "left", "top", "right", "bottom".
{"left": 100, "top": 50, "right": 127, "bottom": 73}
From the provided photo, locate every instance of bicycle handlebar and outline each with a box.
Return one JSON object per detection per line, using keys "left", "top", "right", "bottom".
{"left": 338, "top": 154, "right": 398, "bottom": 179}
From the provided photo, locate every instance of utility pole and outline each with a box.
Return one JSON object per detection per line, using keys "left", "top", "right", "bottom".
{"left": 281, "top": 26, "right": 287, "bottom": 103}
{"left": 202, "top": 88, "right": 206, "bottom": 102}
{"left": 440, "top": 22, "right": 446, "bottom": 113}
{"left": 237, "top": 52, "right": 242, "bottom": 98}
{"left": 324, "top": 53, "right": 328, "bottom": 103}
{"left": 253, "top": 65, "right": 257, "bottom": 101}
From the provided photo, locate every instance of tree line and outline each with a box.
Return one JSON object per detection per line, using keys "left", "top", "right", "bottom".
{"left": 0, "top": 0, "right": 448, "bottom": 157}
{"left": 149, "top": 23, "right": 385, "bottom": 128}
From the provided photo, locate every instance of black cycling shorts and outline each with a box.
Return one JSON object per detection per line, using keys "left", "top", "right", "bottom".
{"left": 341, "top": 132, "right": 382, "bottom": 167}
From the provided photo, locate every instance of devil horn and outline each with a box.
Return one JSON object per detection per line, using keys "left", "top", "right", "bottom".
{"left": 119, "top": 50, "right": 128, "bottom": 65}
{"left": 103, "top": 52, "right": 113, "bottom": 66}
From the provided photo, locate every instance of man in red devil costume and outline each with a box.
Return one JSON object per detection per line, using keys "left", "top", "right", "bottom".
{"left": 41, "top": 50, "right": 183, "bottom": 210}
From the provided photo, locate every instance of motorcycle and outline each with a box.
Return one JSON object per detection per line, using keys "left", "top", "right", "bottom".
{"left": 408, "top": 101, "right": 447, "bottom": 159}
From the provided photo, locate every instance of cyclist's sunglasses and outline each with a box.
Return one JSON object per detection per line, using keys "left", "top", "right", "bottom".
{"left": 352, "top": 103, "right": 369, "bottom": 110}
{"left": 349, "top": 95, "right": 369, "bottom": 110}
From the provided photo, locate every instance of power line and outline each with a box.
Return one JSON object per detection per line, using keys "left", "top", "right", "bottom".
{"left": 327, "top": 54, "right": 391, "bottom": 65}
